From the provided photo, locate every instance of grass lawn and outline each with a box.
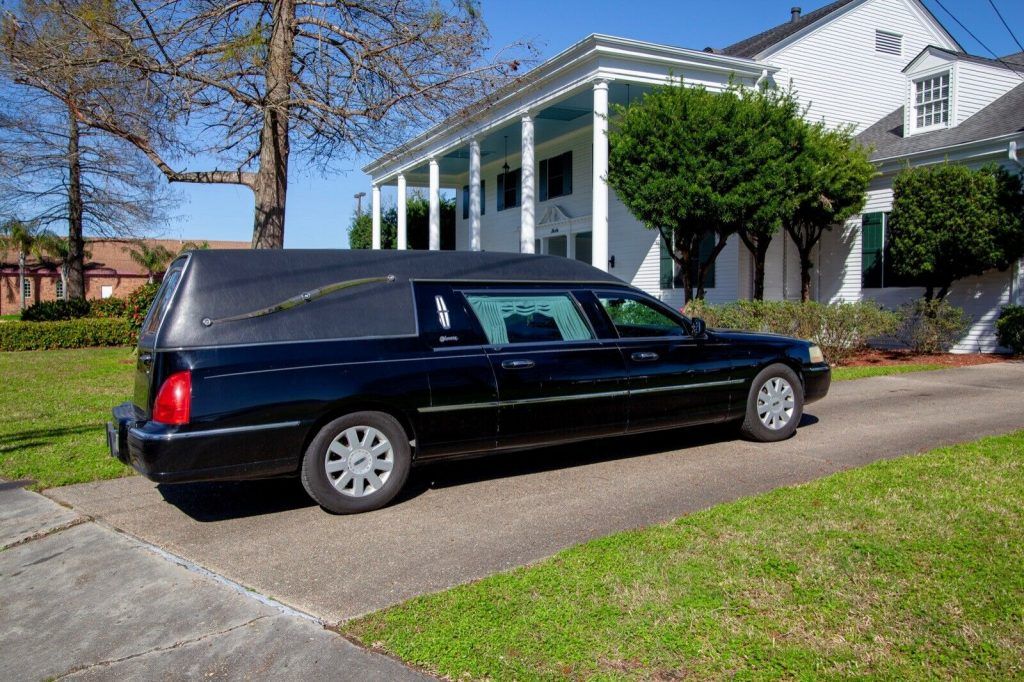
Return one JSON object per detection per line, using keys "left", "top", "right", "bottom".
{"left": 0, "top": 347, "right": 134, "bottom": 488}
{"left": 345, "top": 431, "right": 1024, "bottom": 680}
{"left": 0, "top": 313, "right": 20, "bottom": 322}
{"left": 831, "top": 363, "right": 946, "bottom": 381}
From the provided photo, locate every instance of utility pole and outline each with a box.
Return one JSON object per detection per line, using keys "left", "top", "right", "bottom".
{"left": 353, "top": 192, "right": 366, "bottom": 216}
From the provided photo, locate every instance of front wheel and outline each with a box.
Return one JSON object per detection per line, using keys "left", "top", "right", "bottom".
{"left": 739, "top": 364, "right": 804, "bottom": 442}
{"left": 300, "top": 411, "right": 411, "bottom": 514}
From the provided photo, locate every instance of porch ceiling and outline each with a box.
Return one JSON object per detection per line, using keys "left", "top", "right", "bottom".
{"left": 393, "top": 81, "right": 654, "bottom": 186}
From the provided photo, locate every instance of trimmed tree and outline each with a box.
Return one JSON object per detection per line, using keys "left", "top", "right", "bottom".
{"left": 783, "top": 123, "right": 875, "bottom": 301}
{"left": 608, "top": 80, "right": 805, "bottom": 302}
{"left": 888, "top": 163, "right": 1024, "bottom": 300}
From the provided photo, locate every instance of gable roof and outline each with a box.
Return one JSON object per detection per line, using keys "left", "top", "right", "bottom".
{"left": 721, "top": 0, "right": 857, "bottom": 58}
{"left": 720, "top": 0, "right": 961, "bottom": 59}
{"left": 856, "top": 82, "right": 1024, "bottom": 160}
{"left": 903, "top": 45, "right": 1024, "bottom": 73}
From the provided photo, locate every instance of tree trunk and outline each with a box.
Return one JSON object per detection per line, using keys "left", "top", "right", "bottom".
{"left": 753, "top": 248, "right": 766, "bottom": 301}
{"left": 696, "top": 233, "right": 729, "bottom": 301}
{"left": 251, "top": 0, "right": 295, "bottom": 249}
{"left": 67, "top": 107, "right": 86, "bottom": 299}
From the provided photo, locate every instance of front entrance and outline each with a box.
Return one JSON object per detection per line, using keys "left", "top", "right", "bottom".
{"left": 535, "top": 230, "right": 592, "bottom": 262}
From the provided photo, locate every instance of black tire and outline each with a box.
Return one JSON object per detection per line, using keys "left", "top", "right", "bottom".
{"left": 300, "top": 411, "right": 411, "bottom": 514}
{"left": 739, "top": 363, "right": 804, "bottom": 442}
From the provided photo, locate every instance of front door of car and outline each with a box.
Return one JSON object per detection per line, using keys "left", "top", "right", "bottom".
{"left": 461, "top": 289, "right": 628, "bottom": 450}
{"left": 594, "top": 292, "right": 737, "bottom": 432}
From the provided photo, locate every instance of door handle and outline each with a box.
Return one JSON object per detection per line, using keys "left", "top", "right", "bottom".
{"left": 501, "top": 359, "right": 535, "bottom": 370}
{"left": 631, "top": 351, "right": 659, "bottom": 362}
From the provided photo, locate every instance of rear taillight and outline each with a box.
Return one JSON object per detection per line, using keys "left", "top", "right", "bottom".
{"left": 153, "top": 370, "right": 191, "bottom": 425}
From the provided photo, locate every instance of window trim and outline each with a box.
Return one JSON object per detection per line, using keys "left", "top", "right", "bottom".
{"left": 55, "top": 278, "right": 64, "bottom": 300}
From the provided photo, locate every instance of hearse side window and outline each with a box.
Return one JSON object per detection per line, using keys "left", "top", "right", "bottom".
{"left": 598, "top": 294, "right": 686, "bottom": 338}
{"left": 142, "top": 265, "right": 184, "bottom": 336}
{"left": 464, "top": 293, "right": 594, "bottom": 345}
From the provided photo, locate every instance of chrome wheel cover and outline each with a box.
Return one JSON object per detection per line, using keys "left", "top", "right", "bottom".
{"left": 324, "top": 426, "right": 394, "bottom": 497}
{"left": 756, "top": 377, "right": 796, "bottom": 430}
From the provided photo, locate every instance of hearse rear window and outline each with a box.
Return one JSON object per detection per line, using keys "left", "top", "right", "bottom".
{"left": 465, "top": 293, "right": 594, "bottom": 345}
{"left": 142, "top": 263, "right": 184, "bottom": 336}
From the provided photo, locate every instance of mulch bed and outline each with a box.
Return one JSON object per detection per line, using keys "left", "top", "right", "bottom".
{"left": 846, "top": 349, "right": 1015, "bottom": 367}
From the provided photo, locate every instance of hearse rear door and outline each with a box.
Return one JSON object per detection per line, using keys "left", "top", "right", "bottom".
{"left": 412, "top": 283, "right": 498, "bottom": 459}
{"left": 461, "top": 288, "right": 628, "bottom": 450}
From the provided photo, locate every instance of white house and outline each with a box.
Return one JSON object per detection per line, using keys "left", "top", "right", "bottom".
{"left": 363, "top": 0, "right": 1024, "bottom": 352}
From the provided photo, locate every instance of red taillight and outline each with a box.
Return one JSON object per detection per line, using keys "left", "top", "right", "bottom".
{"left": 153, "top": 370, "right": 191, "bottom": 425}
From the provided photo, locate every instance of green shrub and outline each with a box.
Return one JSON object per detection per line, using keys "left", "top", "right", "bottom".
{"left": 20, "top": 298, "right": 91, "bottom": 322}
{"left": 0, "top": 318, "right": 135, "bottom": 351}
{"left": 89, "top": 296, "right": 128, "bottom": 319}
{"left": 685, "top": 299, "right": 899, "bottom": 366}
{"left": 124, "top": 282, "right": 161, "bottom": 332}
{"left": 895, "top": 299, "right": 970, "bottom": 354}
{"left": 996, "top": 305, "right": 1024, "bottom": 355}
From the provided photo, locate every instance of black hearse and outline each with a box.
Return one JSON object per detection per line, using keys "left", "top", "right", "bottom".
{"left": 108, "top": 250, "right": 830, "bottom": 513}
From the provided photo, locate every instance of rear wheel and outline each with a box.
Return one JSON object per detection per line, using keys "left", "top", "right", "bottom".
{"left": 300, "top": 411, "right": 411, "bottom": 514}
{"left": 739, "top": 364, "right": 803, "bottom": 442}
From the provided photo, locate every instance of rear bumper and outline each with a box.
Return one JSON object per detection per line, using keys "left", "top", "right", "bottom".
{"left": 803, "top": 364, "right": 831, "bottom": 404}
{"left": 108, "top": 402, "right": 303, "bottom": 483}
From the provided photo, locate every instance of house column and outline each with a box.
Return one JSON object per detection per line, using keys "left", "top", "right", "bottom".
{"left": 396, "top": 174, "right": 407, "bottom": 250}
{"left": 592, "top": 79, "right": 610, "bottom": 272}
{"left": 371, "top": 183, "right": 382, "bottom": 250}
{"left": 469, "top": 138, "right": 482, "bottom": 251}
{"left": 428, "top": 158, "right": 440, "bottom": 250}
{"left": 520, "top": 112, "right": 536, "bottom": 254}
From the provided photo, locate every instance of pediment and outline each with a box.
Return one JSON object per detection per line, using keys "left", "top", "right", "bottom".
{"left": 538, "top": 205, "right": 572, "bottom": 225}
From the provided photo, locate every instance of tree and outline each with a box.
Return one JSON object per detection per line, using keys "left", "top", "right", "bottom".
{"left": 783, "top": 123, "right": 875, "bottom": 301}
{"left": 0, "top": 218, "right": 43, "bottom": 309}
{"left": 348, "top": 195, "right": 455, "bottom": 250}
{"left": 35, "top": 231, "right": 92, "bottom": 300}
{"left": 0, "top": 2, "right": 178, "bottom": 299}
{"left": 888, "top": 163, "right": 1024, "bottom": 300}
{"left": 125, "top": 241, "right": 174, "bottom": 283}
{"left": 4, "top": 0, "right": 527, "bottom": 249}
{"left": 608, "top": 80, "right": 804, "bottom": 302}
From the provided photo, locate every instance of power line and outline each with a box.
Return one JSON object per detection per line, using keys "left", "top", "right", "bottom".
{"left": 987, "top": 0, "right": 1024, "bottom": 55}
{"left": 930, "top": 0, "right": 1024, "bottom": 79}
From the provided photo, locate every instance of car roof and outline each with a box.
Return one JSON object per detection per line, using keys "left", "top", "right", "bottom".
{"left": 153, "top": 249, "right": 625, "bottom": 349}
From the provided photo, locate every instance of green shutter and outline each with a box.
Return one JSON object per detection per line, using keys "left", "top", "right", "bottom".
{"left": 480, "top": 180, "right": 485, "bottom": 216}
{"left": 462, "top": 185, "right": 469, "bottom": 220}
{"left": 861, "top": 213, "right": 884, "bottom": 288}
{"left": 660, "top": 235, "right": 675, "bottom": 289}
{"left": 496, "top": 173, "right": 505, "bottom": 211}
{"left": 562, "top": 152, "right": 572, "bottom": 197}
{"left": 539, "top": 159, "right": 548, "bottom": 202}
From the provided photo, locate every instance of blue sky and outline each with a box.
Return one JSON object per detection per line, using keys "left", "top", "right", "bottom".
{"left": 158, "top": 0, "right": 1024, "bottom": 248}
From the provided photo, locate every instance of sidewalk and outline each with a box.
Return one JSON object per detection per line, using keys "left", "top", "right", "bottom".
{"left": 0, "top": 483, "right": 429, "bottom": 681}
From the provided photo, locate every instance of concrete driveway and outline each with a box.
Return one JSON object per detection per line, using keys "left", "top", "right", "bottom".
{"left": 49, "top": 362, "right": 1024, "bottom": 625}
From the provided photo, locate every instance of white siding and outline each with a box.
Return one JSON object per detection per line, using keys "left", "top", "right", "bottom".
{"left": 953, "top": 61, "right": 1023, "bottom": 125}
{"left": 765, "top": 0, "right": 958, "bottom": 132}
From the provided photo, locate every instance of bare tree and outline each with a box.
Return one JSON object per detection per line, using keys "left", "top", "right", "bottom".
{"left": 3, "top": 0, "right": 528, "bottom": 248}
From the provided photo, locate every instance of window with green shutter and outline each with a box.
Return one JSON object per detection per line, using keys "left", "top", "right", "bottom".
{"left": 660, "top": 232, "right": 716, "bottom": 290}
{"left": 861, "top": 213, "right": 885, "bottom": 288}
{"left": 539, "top": 151, "right": 572, "bottom": 201}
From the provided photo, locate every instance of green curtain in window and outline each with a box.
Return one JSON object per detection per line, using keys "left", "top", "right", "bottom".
{"left": 465, "top": 295, "right": 592, "bottom": 344}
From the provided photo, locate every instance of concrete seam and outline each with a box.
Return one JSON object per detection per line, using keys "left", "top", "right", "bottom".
{"left": 87, "top": 516, "right": 325, "bottom": 626}
{"left": 0, "top": 515, "right": 89, "bottom": 552}
{"left": 52, "top": 615, "right": 271, "bottom": 679}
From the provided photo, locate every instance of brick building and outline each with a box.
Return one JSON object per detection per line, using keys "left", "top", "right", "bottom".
{"left": 0, "top": 238, "right": 248, "bottom": 315}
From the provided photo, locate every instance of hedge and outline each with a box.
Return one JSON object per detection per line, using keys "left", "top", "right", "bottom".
{"left": 0, "top": 318, "right": 135, "bottom": 351}
{"left": 21, "top": 298, "right": 92, "bottom": 322}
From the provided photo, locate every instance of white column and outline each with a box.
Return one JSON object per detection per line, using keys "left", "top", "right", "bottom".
{"left": 592, "top": 79, "right": 610, "bottom": 272}
{"left": 520, "top": 112, "right": 536, "bottom": 254}
{"left": 428, "top": 158, "right": 440, "bottom": 251}
{"left": 396, "top": 174, "right": 407, "bottom": 250}
{"left": 469, "top": 138, "right": 482, "bottom": 251}
{"left": 371, "top": 183, "right": 382, "bottom": 250}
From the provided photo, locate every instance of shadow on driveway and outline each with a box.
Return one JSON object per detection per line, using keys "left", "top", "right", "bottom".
{"left": 155, "top": 413, "right": 820, "bottom": 522}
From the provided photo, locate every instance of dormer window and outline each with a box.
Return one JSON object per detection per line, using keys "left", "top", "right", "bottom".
{"left": 914, "top": 73, "right": 950, "bottom": 129}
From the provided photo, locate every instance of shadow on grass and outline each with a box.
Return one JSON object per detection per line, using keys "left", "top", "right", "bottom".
{"left": 155, "top": 414, "right": 820, "bottom": 522}
{"left": 0, "top": 424, "right": 104, "bottom": 454}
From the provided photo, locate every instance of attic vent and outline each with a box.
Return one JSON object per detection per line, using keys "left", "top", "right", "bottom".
{"left": 875, "top": 30, "right": 902, "bottom": 56}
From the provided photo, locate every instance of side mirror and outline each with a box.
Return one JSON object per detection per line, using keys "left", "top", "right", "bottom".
{"left": 690, "top": 317, "right": 707, "bottom": 337}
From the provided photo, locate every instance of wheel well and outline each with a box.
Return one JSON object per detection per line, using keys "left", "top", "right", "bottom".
{"left": 298, "top": 402, "right": 418, "bottom": 463}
